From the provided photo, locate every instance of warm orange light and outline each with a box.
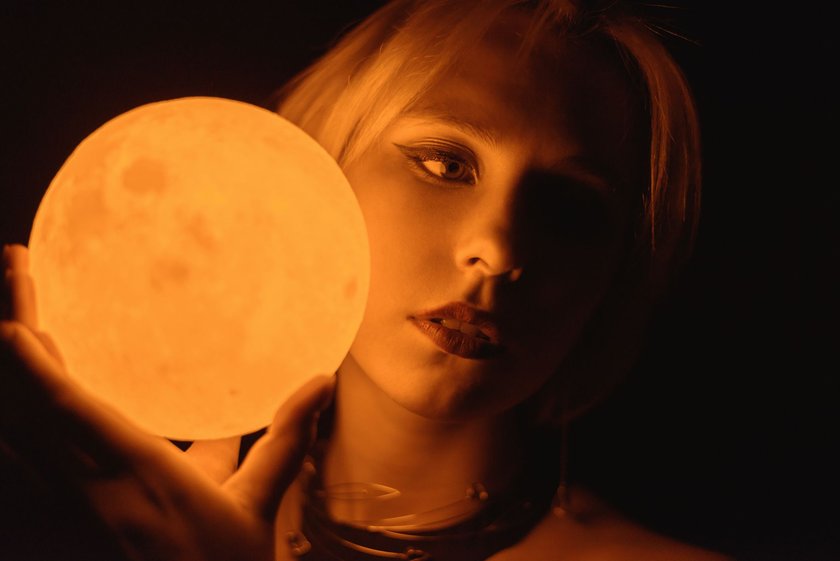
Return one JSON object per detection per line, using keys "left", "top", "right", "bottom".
{"left": 28, "top": 97, "right": 369, "bottom": 440}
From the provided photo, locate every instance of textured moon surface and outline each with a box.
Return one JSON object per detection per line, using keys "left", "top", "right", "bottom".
{"left": 28, "top": 97, "right": 369, "bottom": 440}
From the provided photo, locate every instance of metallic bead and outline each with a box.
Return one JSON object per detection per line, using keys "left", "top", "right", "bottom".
{"left": 552, "top": 483, "right": 571, "bottom": 517}
{"left": 466, "top": 482, "right": 489, "bottom": 501}
{"left": 404, "top": 547, "right": 432, "bottom": 560}
{"left": 286, "top": 530, "right": 312, "bottom": 556}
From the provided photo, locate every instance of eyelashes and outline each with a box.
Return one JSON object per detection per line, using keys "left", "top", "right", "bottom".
{"left": 394, "top": 142, "right": 478, "bottom": 186}
{"left": 391, "top": 140, "right": 618, "bottom": 242}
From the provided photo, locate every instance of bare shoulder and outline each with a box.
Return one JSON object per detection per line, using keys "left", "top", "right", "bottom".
{"left": 489, "top": 487, "right": 734, "bottom": 561}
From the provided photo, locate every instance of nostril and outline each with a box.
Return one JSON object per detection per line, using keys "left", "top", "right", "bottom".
{"left": 462, "top": 255, "right": 523, "bottom": 282}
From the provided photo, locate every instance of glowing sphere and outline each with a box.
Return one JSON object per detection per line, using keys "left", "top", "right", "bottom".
{"left": 28, "top": 97, "right": 368, "bottom": 440}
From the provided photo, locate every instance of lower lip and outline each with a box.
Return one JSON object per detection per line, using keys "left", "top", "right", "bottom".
{"left": 410, "top": 319, "right": 504, "bottom": 360}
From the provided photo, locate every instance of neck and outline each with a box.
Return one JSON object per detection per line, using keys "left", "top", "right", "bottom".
{"left": 320, "top": 355, "right": 526, "bottom": 525}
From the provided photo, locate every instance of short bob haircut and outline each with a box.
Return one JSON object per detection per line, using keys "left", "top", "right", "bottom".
{"left": 274, "top": 0, "right": 701, "bottom": 419}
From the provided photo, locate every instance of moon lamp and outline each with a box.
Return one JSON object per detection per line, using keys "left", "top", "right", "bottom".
{"left": 28, "top": 97, "right": 369, "bottom": 440}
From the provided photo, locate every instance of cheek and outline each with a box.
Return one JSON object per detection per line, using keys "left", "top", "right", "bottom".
{"left": 347, "top": 163, "right": 455, "bottom": 307}
{"left": 351, "top": 175, "right": 423, "bottom": 304}
{"left": 343, "top": 161, "right": 435, "bottom": 348}
{"left": 504, "top": 241, "right": 625, "bottom": 375}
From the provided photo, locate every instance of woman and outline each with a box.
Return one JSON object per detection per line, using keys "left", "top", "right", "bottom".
{"left": 0, "top": 1, "right": 728, "bottom": 559}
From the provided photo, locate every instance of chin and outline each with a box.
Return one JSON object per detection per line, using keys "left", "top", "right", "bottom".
{"left": 394, "top": 387, "right": 482, "bottom": 421}
{"left": 345, "top": 325, "right": 560, "bottom": 422}
{"left": 383, "top": 363, "right": 527, "bottom": 421}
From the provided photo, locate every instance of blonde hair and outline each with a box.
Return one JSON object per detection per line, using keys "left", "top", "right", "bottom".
{"left": 275, "top": 0, "right": 702, "bottom": 416}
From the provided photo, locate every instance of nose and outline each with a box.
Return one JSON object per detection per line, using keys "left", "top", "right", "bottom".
{"left": 454, "top": 195, "right": 523, "bottom": 282}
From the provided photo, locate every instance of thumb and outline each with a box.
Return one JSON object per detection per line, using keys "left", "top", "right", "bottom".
{"left": 223, "top": 375, "right": 334, "bottom": 521}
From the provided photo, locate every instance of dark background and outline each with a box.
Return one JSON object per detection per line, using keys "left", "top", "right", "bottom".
{"left": 1, "top": 2, "right": 836, "bottom": 560}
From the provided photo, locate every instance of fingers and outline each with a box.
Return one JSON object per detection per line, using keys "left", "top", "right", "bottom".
{"left": 223, "top": 375, "right": 335, "bottom": 521}
{"left": 0, "top": 246, "right": 171, "bottom": 475}
{"left": 0, "top": 321, "right": 110, "bottom": 480}
{"left": 184, "top": 436, "right": 241, "bottom": 484}
{"left": 1, "top": 244, "right": 64, "bottom": 366}
{"left": 2, "top": 244, "right": 37, "bottom": 328}
{"left": 0, "top": 320, "right": 66, "bottom": 409}
{"left": 0, "top": 321, "right": 170, "bottom": 477}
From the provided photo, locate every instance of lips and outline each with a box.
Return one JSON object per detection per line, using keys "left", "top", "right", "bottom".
{"left": 409, "top": 302, "right": 504, "bottom": 359}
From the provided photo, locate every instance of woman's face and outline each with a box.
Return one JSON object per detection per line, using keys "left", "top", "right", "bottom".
{"left": 340, "top": 29, "right": 645, "bottom": 420}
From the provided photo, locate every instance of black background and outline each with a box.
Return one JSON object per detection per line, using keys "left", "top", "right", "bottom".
{"left": 1, "top": 2, "right": 837, "bottom": 560}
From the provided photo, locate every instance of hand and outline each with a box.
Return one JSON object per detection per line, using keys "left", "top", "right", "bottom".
{"left": 0, "top": 244, "right": 334, "bottom": 561}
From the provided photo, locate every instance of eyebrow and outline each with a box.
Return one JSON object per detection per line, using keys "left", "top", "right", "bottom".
{"left": 548, "top": 156, "right": 612, "bottom": 194}
{"left": 398, "top": 110, "right": 614, "bottom": 194}
{"left": 400, "top": 109, "right": 499, "bottom": 147}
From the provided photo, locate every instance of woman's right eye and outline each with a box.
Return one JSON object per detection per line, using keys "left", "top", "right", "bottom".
{"left": 394, "top": 143, "right": 478, "bottom": 186}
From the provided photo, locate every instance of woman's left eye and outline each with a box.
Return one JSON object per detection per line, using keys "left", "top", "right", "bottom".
{"left": 395, "top": 143, "right": 478, "bottom": 185}
{"left": 420, "top": 158, "right": 472, "bottom": 182}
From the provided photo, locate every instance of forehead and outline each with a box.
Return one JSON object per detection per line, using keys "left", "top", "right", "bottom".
{"left": 404, "top": 16, "right": 645, "bottom": 190}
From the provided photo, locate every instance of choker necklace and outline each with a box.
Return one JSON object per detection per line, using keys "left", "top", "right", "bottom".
{"left": 311, "top": 479, "right": 491, "bottom": 531}
{"left": 283, "top": 454, "right": 559, "bottom": 561}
